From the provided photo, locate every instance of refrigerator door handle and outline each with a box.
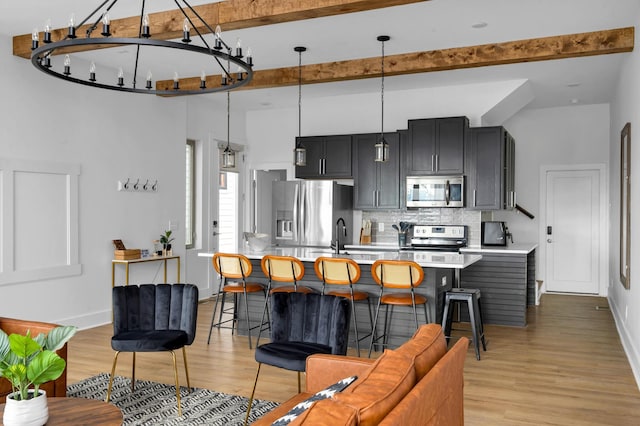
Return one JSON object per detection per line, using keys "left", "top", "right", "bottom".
{"left": 293, "top": 183, "right": 299, "bottom": 243}
{"left": 299, "top": 183, "right": 306, "bottom": 244}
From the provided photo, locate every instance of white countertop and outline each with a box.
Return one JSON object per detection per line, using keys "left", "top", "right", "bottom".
{"left": 199, "top": 247, "right": 482, "bottom": 269}
{"left": 460, "top": 243, "right": 538, "bottom": 255}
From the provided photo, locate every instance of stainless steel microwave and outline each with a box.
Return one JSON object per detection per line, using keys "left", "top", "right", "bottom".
{"left": 406, "top": 176, "right": 465, "bottom": 208}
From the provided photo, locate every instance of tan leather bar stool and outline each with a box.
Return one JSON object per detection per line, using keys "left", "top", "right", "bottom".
{"left": 208, "top": 253, "right": 268, "bottom": 349}
{"left": 257, "top": 255, "right": 312, "bottom": 345}
{"left": 314, "top": 256, "right": 374, "bottom": 357}
{"left": 441, "top": 287, "right": 487, "bottom": 360}
{"left": 368, "top": 259, "right": 428, "bottom": 357}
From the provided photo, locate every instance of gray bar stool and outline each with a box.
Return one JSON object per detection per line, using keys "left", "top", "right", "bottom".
{"left": 441, "top": 288, "right": 487, "bottom": 360}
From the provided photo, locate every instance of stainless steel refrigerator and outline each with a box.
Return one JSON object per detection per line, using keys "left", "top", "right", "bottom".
{"left": 272, "top": 181, "right": 353, "bottom": 247}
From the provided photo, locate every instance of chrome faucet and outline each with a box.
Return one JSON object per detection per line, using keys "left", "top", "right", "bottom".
{"left": 333, "top": 217, "right": 347, "bottom": 254}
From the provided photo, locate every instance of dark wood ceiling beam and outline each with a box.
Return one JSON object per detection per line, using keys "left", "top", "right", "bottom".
{"left": 156, "top": 27, "right": 634, "bottom": 92}
{"left": 13, "top": 0, "right": 429, "bottom": 58}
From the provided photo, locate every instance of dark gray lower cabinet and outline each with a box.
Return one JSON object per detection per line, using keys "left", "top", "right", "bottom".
{"left": 459, "top": 250, "right": 536, "bottom": 327}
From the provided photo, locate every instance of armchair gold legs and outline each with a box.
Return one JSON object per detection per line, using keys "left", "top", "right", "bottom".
{"left": 105, "top": 347, "right": 192, "bottom": 417}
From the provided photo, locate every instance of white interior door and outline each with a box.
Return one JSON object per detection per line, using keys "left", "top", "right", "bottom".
{"left": 544, "top": 169, "right": 600, "bottom": 294}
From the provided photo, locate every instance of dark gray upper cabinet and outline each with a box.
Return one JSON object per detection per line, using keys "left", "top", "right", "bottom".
{"left": 353, "top": 132, "right": 400, "bottom": 210}
{"left": 406, "top": 117, "right": 468, "bottom": 175}
{"left": 295, "top": 135, "right": 352, "bottom": 179}
{"left": 466, "top": 126, "right": 516, "bottom": 210}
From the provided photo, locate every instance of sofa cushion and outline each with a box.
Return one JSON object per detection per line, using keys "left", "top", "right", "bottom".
{"left": 272, "top": 376, "right": 358, "bottom": 426}
{"left": 333, "top": 349, "right": 416, "bottom": 426}
{"left": 394, "top": 324, "right": 447, "bottom": 380}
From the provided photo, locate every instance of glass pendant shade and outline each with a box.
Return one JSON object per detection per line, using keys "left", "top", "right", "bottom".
{"left": 222, "top": 146, "right": 236, "bottom": 168}
{"left": 294, "top": 145, "right": 307, "bottom": 166}
{"left": 374, "top": 138, "right": 389, "bottom": 162}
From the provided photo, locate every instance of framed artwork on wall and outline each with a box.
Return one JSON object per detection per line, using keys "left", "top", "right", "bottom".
{"left": 620, "top": 122, "right": 631, "bottom": 289}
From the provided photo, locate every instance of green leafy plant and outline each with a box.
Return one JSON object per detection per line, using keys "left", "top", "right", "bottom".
{"left": 0, "top": 325, "right": 77, "bottom": 400}
{"left": 160, "top": 230, "right": 174, "bottom": 247}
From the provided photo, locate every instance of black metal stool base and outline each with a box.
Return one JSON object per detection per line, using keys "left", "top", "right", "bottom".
{"left": 441, "top": 288, "right": 487, "bottom": 360}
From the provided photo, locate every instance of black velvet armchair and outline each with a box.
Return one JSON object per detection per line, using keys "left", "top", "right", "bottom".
{"left": 106, "top": 283, "right": 199, "bottom": 416}
{"left": 245, "top": 292, "right": 351, "bottom": 423}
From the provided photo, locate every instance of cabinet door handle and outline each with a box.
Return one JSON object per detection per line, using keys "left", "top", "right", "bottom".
{"left": 318, "top": 159, "right": 323, "bottom": 175}
{"left": 473, "top": 190, "right": 477, "bottom": 207}
{"left": 435, "top": 155, "right": 439, "bottom": 172}
{"left": 322, "top": 158, "right": 326, "bottom": 175}
{"left": 431, "top": 155, "right": 435, "bottom": 172}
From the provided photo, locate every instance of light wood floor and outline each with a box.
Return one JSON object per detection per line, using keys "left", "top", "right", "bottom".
{"left": 67, "top": 294, "right": 640, "bottom": 425}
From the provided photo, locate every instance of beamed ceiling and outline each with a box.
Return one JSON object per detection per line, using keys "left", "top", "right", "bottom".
{"left": 5, "top": 0, "right": 639, "bottom": 111}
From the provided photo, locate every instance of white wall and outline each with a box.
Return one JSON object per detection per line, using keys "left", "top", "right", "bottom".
{"left": 494, "top": 104, "right": 610, "bottom": 280}
{"left": 0, "top": 34, "right": 189, "bottom": 328}
{"left": 609, "top": 12, "right": 640, "bottom": 387}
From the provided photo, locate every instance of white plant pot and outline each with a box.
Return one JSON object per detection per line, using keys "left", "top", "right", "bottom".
{"left": 2, "top": 390, "right": 49, "bottom": 426}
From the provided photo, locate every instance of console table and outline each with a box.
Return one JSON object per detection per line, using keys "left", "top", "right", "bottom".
{"left": 111, "top": 255, "right": 180, "bottom": 287}
{"left": 0, "top": 397, "right": 123, "bottom": 425}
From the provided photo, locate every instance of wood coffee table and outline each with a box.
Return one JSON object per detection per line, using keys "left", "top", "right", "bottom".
{"left": 0, "top": 397, "right": 123, "bottom": 425}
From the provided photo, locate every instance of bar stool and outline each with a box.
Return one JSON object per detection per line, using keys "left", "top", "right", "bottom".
{"left": 441, "top": 288, "right": 487, "bottom": 360}
{"left": 256, "top": 255, "right": 312, "bottom": 345}
{"left": 368, "top": 259, "right": 428, "bottom": 357}
{"left": 207, "top": 253, "right": 268, "bottom": 349}
{"left": 314, "top": 256, "right": 374, "bottom": 357}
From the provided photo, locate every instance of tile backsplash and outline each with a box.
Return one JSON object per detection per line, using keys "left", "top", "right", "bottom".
{"left": 360, "top": 209, "right": 492, "bottom": 247}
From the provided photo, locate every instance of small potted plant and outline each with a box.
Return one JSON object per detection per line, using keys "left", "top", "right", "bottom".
{"left": 160, "top": 230, "right": 174, "bottom": 256}
{"left": 0, "top": 325, "right": 76, "bottom": 426}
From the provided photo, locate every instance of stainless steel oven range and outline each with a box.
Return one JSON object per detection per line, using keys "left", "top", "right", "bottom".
{"left": 407, "top": 225, "right": 467, "bottom": 252}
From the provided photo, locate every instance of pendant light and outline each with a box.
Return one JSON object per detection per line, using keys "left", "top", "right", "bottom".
{"left": 293, "top": 46, "right": 307, "bottom": 166}
{"left": 222, "top": 90, "right": 236, "bottom": 169}
{"left": 374, "top": 35, "right": 390, "bottom": 163}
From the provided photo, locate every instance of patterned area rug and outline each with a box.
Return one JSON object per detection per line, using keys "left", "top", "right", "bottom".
{"left": 67, "top": 373, "right": 279, "bottom": 425}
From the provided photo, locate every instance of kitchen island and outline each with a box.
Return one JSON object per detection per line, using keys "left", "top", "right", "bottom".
{"left": 459, "top": 243, "right": 538, "bottom": 326}
{"left": 199, "top": 248, "right": 481, "bottom": 349}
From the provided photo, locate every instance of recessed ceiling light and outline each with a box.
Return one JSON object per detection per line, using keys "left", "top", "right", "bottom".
{"left": 471, "top": 22, "right": 488, "bottom": 29}
{"left": 567, "top": 82, "right": 581, "bottom": 88}
{"left": 571, "top": 98, "right": 579, "bottom": 104}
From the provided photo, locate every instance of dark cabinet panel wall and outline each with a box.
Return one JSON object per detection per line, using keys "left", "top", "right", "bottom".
{"left": 466, "top": 126, "right": 516, "bottom": 210}
{"left": 353, "top": 132, "right": 401, "bottom": 210}
{"left": 406, "top": 117, "right": 467, "bottom": 176}
{"left": 295, "top": 135, "right": 352, "bottom": 179}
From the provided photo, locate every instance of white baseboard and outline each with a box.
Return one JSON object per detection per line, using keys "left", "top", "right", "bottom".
{"left": 608, "top": 295, "right": 640, "bottom": 391}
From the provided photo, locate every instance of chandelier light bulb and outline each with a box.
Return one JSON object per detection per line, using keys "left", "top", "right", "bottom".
{"left": 68, "top": 13, "right": 76, "bottom": 38}
{"left": 142, "top": 14, "right": 150, "bottom": 38}
{"left": 89, "top": 62, "right": 96, "bottom": 81}
{"left": 117, "top": 67, "right": 124, "bottom": 86}
{"left": 101, "top": 12, "right": 111, "bottom": 37}
{"left": 246, "top": 47, "right": 253, "bottom": 66}
{"left": 31, "top": 29, "right": 39, "bottom": 50}
{"left": 43, "top": 19, "right": 52, "bottom": 43}
{"left": 235, "top": 38, "right": 243, "bottom": 58}
{"left": 182, "top": 18, "right": 191, "bottom": 43}
{"left": 63, "top": 54, "right": 71, "bottom": 75}
{"left": 173, "top": 71, "right": 180, "bottom": 90}
{"left": 214, "top": 25, "right": 223, "bottom": 50}
{"left": 200, "top": 70, "right": 206, "bottom": 89}
{"left": 146, "top": 70, "right": 153, "bottom": 89}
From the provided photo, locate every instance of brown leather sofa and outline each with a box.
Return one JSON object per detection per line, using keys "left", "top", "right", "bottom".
{"left": 253, "top": 324, "right": 469, "bottom": 425}
{"left": 0, "top": 317, "right": 69, "bottom": 403}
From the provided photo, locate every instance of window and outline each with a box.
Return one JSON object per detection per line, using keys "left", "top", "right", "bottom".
{"left": 185, "top": 140, "right": 195, "bottom": 249}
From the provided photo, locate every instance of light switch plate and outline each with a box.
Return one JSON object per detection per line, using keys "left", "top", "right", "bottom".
{"left": 378, "top": 222, "right": 384, "bottom": 232}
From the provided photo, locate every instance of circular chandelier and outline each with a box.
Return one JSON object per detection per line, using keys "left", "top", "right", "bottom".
{"left": 30, "top": 0, "right": 254, "bottom": 95}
